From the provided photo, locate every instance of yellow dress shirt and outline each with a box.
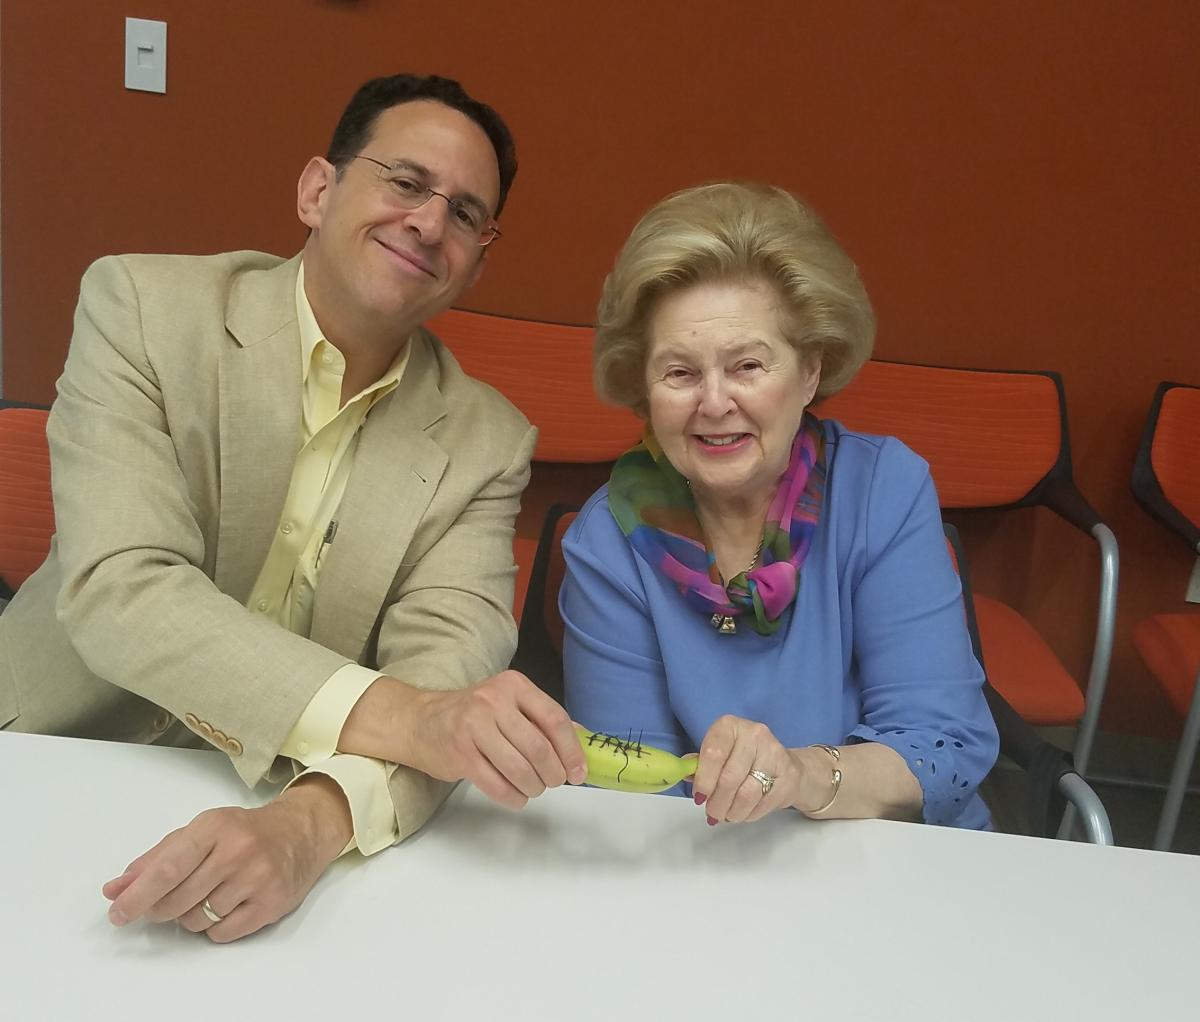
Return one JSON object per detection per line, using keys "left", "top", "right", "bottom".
{"left": 246, "top": 262, "right": 410, "bottom": 855}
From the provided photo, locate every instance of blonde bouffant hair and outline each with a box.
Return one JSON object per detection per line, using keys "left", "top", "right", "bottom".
{"left": 594, "top": 182, "right": 875, "bottom": 415}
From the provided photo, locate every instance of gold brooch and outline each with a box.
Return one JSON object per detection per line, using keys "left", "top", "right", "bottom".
{"left": 710, "top": 613, "right": 737, "bottom": 634}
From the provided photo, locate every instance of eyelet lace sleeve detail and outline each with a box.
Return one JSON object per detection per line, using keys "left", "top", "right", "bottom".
{"left": 848, "top": 724, "right": 984, "bottom": 826}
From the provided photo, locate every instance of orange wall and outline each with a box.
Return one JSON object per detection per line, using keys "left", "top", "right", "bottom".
{"left": 2, "top": 2, "right": 1197, "bottom": 735}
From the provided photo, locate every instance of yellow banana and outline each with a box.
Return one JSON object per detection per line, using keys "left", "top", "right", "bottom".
{"left": 576, "top": 727, "right": 696, "bottom": 794}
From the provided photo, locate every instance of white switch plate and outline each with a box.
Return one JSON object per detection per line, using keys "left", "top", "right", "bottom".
{"left": 125, "top": 18, "right": 167, "bottom": 94}
{"left": 1186, "top": 554, "right": 1200, "bottom": 604}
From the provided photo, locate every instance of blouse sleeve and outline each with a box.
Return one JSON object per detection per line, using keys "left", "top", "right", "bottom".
{"left": 846, "top": 439, "right": 999, "bottom": 825}
{"left": 559, "top": 495, "right": 690, "bottom": 759}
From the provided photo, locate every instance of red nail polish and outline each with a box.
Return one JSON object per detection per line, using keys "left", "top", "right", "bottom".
{"left": 707, "top": 815, "right": 718, "bottom": 826}
{"left": 694, "top": 792, "right": 707, "bottom": 806}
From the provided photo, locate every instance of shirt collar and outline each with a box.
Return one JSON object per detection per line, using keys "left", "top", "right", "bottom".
{"left": 295, "top": 261, "right": 325, "bottom": 376}
{"left": 295, "top": 261, "right": 411, "bottom": 393}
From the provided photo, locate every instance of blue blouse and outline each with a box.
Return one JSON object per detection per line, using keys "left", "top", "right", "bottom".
{"left": 560, "top": 420, "right": 999, "bottom": 829}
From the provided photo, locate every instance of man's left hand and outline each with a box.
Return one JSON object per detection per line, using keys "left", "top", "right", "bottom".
{"left": 101, "top": 774, "right": 352, "bottom": 943}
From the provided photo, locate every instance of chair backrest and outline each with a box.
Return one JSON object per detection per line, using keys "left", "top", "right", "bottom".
{"left": 426, "top": 309, "right": 642, "bottom": 462}
{"left": 942, "top": 522, "right": 985, "bottom": 669}
{"left": 0, "top": 403, "right": 54, "bottom": 597}
{"left": 1132, "top": 381, "right": 1200, "bottom": 550}
{"left": 511, "top": 505, "right": 578, "bottom": 704}
{"left": 819, "top": 361, "right": 1068, "bottom": 510}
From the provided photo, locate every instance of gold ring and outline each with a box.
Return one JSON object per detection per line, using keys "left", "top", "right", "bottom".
{"left": 201, "top": 898, "right": 224, "bottom": 924}
{"left": 749, "top": 769, "right": 776, "bottom": 796}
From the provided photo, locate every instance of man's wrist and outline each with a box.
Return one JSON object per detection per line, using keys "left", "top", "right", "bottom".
{"left": 338, "top": 674, "right": 422, "bottom": 766}
{"left": 280, "top": 773, "right": 355, "bottom": 863}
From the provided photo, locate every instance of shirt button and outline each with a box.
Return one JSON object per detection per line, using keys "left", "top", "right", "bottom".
{"left": 321, "top": 352, "right": 334, "bottom": 365}
{"left": 297, "top": 741, "right": 310, "bottom": 756}
{"left": 257, "top": 599, "right": 269, "bottom": 611}
{"left": 281, "top": 522, "right": 293, "bottom": 535}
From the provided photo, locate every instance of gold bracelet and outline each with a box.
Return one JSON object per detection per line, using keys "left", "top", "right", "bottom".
{"left": 804, "top": 743, "right": 843, "bottom": 815}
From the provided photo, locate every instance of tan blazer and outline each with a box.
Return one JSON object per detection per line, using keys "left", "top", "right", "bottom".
{"left": 0, "top": 251, "right": 535, "bottom": 837}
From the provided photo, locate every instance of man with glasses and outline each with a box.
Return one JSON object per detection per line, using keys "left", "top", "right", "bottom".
{"left": 0, "top": 74, "right": 584, "bottom": 942}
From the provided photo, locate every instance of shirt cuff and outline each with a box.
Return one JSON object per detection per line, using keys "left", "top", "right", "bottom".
{"left": 279, "top": 664, "right": 383, "bottom": 765}
{"left": 286, "top": 755, "right": 400, "bottom": 857}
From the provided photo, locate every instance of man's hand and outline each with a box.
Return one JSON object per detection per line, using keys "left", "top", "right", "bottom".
{"left": 343, "top": 670, "right": 586, "bottom": 810}
{"left": 101, "top": 774, "right": 352, "bottom": 943}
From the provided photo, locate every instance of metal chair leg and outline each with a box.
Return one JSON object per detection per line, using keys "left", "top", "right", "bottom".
{"left": 1154, "top": 668, "right": 1200, "bottom": 852}
{"left": 1058, "top": 524, "right": 1119, "bottom": 841}
{"left": 1057, "top": 772, "right": 1114, "bottom": 846}
{"left": 1070, "top": 523, "right": 1120, "bottom": 778}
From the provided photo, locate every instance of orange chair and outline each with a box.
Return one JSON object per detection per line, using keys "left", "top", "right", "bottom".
{"left": 820, "top": 362, "right": 1118, "bottom": 780}
{"left": 0, "top": 401, "right": 54, "bottom": 601}
{"left": 426, "top": 309, "right": 641, "bottom": 617}
{"left": 1130, "top": 381, "right": 1200, "bottom": 850}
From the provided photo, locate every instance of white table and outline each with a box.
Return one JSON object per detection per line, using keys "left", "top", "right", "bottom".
{"left": 2, "top": 732, "right": 1197, "bottom": 1020}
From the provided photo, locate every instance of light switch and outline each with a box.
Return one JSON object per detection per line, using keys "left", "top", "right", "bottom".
{"left": 125, "top": 18, "right": 167, "bottom": 94}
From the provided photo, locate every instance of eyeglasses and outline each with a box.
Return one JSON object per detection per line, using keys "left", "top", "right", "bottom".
{"left": 346, "top": 155, "right": 502, "bottom": 246}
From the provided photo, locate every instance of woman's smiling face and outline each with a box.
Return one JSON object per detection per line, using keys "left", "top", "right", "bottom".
{"left": 644, "top": 279, "right": 820, "bottom": 509}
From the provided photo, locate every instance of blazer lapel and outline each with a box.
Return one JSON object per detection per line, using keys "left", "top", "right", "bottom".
{"left": 214, "top": 255, "right": 304, "bottom": 603}
{"left": 310, "top": 333, "right": 449, "bottom": 661}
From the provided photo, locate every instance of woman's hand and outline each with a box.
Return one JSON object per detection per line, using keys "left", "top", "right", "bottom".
{"left": 691, "top": 715, "right": 809, "bottom": 824}
{"left": 692, "top": 720, "right": 926, "bottom": 824}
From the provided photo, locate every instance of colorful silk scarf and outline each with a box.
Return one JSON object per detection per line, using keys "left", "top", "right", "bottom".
{"left": 608, "top": 415, "right": 827, "bottom": 636}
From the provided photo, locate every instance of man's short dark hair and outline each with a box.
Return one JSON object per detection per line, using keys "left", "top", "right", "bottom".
{"left": 326, "top": 73, "right": 518, "bottom": 218}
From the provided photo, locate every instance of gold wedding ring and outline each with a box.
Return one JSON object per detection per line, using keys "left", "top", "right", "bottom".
{"left": 749, "top": 769, "right": 776, "bottom": 796}
{"left": 201, "top": 898, "right": 224, "bottom": 924}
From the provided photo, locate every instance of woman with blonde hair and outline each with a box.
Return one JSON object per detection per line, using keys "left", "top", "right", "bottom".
{"left": 562, "top": 182, "right": 997, "bottom": 829}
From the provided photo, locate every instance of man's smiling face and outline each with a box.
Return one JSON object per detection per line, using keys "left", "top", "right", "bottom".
{"left": 299, "top": 99, "right": 501, "bottom": 337}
